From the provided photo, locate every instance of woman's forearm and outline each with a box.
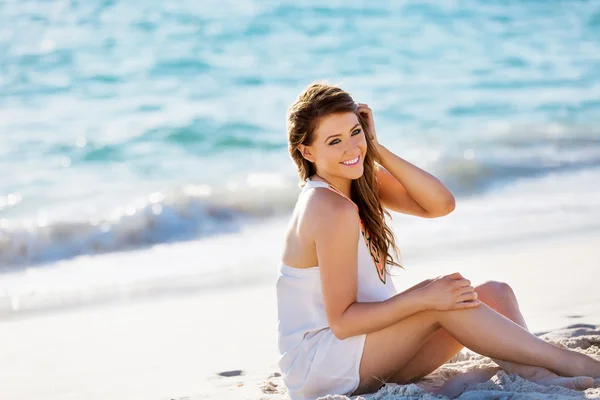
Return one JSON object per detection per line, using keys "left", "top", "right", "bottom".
{"left": 376, "top": 144, "right": 455, "bottom": 214}
{"left": 333, "top": 288, "right": 429, "bottom": 340}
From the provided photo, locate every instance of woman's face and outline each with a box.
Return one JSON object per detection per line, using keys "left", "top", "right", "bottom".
{"left": 300, "top": 112, "right": 367, "bottom": 181}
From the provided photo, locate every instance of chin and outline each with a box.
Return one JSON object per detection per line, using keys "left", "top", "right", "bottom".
{"left": 351, "top": 170, "right": 364, "bottom": 180}
{"left": 341, "top": 164, "right": 364, "bottom": 180}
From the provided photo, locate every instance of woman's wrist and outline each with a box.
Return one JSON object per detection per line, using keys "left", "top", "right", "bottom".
{"left": 391, "top": 286, "right": 431, "bottom": 315}
{"left": 413, "top": 287, "right": 432, "bottom": 312}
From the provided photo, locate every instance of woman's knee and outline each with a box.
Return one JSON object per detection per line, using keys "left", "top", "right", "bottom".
{"left": 476, "top": 281, "right": 516, "bottom": 306}
{"left": 416, "top": 309, "right": 444, "bottom": 329}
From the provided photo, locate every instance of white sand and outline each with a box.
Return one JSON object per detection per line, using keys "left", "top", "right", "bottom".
{"left": 1, "top": 232, "right": 599, "bottom": 400}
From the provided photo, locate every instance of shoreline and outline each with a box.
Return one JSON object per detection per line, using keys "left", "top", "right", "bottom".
{"left": 0, "top": 230, "right": 599, "bottom": 399}
{"left": 1, "top": 221, "right": 599, "bottom": 322}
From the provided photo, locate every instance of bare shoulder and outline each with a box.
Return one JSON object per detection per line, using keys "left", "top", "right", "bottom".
{"left": 302, "top": 188, "right": 359, "bottom": 241}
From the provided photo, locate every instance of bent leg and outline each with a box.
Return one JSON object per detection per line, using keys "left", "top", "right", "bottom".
{"left": 353, "top": 282, "right": 600, "bottom": 395}
{"left": 390, "top": 281, "right": 594, "bottom": 391}
{"left": 432, "top": 300, "right": 600, "bottom": 377}
{"left": 391, "top": 281, "right": 525, "bottom": 383}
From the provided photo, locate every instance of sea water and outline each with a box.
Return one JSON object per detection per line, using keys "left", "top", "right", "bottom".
{"left": 1, "top": 0, "right": 599, "bottom": 313}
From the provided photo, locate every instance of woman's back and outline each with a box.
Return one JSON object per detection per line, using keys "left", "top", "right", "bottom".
{"left": 276, "top": 176, "right": 397, "bottom": 399}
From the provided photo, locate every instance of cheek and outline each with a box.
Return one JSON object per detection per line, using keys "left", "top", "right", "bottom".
{"left": 322, "top": 147, "right": 342, "bottom": 164}
{"left": 359, "top": 136, "right": 368, "bottom": 151}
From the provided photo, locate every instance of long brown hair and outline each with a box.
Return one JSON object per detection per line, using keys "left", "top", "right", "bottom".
{"left": 286, "top": 82, "right": 402, "bottom": 274}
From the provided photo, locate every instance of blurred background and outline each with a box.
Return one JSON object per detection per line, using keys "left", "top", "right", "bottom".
{"left": 1, "top": 0, "right": 600, "bottom": 315}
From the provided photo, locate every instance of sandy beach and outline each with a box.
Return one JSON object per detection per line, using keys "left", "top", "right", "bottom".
{"left": 1, "top": 230, "right": 599, "bottom": 400}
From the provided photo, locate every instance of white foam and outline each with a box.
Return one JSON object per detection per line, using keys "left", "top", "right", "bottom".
{"left": 2, "top": 167, "right": 599, "bottom": 315}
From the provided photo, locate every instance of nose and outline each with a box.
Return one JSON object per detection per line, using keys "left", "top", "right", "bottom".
{"left": 345, "top": 137, "right": 361, "bottom": 155}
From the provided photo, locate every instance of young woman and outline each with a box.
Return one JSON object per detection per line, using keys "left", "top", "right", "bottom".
{"left": 276, "top": 83, "right": 600, "bottom": 400}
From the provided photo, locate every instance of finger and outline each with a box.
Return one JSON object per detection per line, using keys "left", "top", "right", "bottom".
{"left": 462, "top": 285, "right": 475, "bottom": 293}
{"left": 447, "top": 272, "right": 463, "bottom": 279}
{"left": 454, "top": 299, "right": 481, "bottom": 309}
{"left": 453, "top": 285, "right": 474, "bottom": 296}
{"left": 454, "top": 279, "right": 472, "bottom": 288}
{"left": 457, "top": 291, "right": 478, "bottom": 302}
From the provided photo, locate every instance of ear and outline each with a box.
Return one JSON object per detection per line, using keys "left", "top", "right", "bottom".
{"left": 298, "top": 144, "right": 315, "bottom": 163}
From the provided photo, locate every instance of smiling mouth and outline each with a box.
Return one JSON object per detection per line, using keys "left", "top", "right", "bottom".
{"left": 340, "top": 155, "right": 360, "bottom": 166}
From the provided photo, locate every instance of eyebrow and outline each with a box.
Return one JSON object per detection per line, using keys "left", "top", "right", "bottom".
{"left": 324, "top": 123, "right": 361, "bottom": 143}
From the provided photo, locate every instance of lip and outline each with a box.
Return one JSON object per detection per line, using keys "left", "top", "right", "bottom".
{"left": 340, "top": 155, "right": 360, "bottom": 166}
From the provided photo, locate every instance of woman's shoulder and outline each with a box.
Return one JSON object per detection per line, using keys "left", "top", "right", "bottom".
{"left": 300, "top": 187, "right": 359, "bottom": 236}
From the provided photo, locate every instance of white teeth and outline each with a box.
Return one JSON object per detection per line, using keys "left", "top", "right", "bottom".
{"left": 341, "top": 156, "right": 359, "bottom": 165}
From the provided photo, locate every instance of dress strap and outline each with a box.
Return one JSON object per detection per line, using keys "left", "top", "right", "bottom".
{"left": 303, "top": 176, "right": 359, "bottom": 211}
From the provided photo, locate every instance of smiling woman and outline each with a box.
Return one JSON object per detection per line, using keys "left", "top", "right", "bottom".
{"left": 286, "top": 83, "right": 401, "bottom": 277}
{"left": 276, "top": 82, "right": 600, "bottom": 400}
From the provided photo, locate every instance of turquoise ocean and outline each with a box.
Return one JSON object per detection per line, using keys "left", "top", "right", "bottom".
{"left": 1, "top": 1, "right": 600, "bottom": 312}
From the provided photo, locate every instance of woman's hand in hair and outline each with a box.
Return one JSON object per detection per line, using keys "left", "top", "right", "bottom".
{"left": 419, "top": 272, "right": 482, "bottom": 311}
{"left": 356, "top": 103, "right": 379, "bottom": 147}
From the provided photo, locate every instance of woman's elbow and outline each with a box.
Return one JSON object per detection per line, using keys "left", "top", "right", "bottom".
{"left": 330, "top": 321, "right": 349, "bottom": 340}
{"left": 425, "top": 196, "right": 455, "bottom": 218}
{"left": 442, "top": 196, "right": 456, "bottom": 215}
{"left": 422, "top": 197, "right": 456, "bottom": 218}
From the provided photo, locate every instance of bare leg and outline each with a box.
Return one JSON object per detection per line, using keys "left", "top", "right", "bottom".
{"left": 480, "top": 284, "right": 594, "bottom": 389}
{"left": 390, "top": 281, "right": 594, "bottom": 390}
{"left": 352, "top": 281, "right": 600, "bottom": 396}
{"left": 432, "top": 302, "right": 600, "bottom": 377}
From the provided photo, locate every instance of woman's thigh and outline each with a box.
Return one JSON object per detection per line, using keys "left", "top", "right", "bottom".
{"left": 352, "top": 309, "right": 441, "bottom": 395}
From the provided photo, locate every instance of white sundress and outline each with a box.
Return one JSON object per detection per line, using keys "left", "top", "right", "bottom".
{"left": 276, "top": 176, "right": 398, "bottom": 400}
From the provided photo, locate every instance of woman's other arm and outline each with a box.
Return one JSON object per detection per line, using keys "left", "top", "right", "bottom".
{"left": 354, "top": 103, "right": 454, "bottom": 218}
{"left": 375, "top": 150, "right": 455, "bottom": 218}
